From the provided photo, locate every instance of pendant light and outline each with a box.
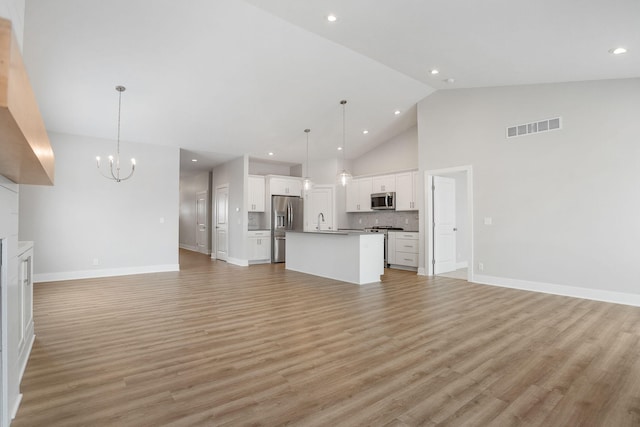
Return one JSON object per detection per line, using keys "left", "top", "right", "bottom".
{"left": 96, "top": 85, "right": 136, "bottom": 182}
{"left": 337, "top": 99, "right": 352, "bottom": 186}
{"left": 302, "top": 128, "right": 313, "bottom": 191}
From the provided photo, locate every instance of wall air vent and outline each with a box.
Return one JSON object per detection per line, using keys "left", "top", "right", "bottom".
{"left": 506, "top": 117, "right": 562, "bottom": 139}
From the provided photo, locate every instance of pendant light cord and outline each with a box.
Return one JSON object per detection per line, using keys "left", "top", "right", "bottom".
{"left": 341, "top": 100, "right": 347, "bottom": 166}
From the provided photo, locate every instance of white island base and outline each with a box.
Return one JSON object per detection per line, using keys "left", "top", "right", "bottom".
{"left": 286, "top": 231, "right": 384, "bottom": 285}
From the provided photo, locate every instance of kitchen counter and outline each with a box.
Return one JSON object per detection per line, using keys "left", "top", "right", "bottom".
{"left": 285, "top": 231, "right": 384, "bottom": 285}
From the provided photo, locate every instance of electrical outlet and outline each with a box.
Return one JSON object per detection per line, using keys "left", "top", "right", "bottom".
{"left": 484, "top": 217, "right": 492, "bottom": 225}
{"left": 159, "top": 217, "right": 165, "bottom": 224}
{"left": 405, "top": 218, "right": 409, "bottom": 224}
{"left": 375, "top": 218, "right": 379, "bottom": 224}
{"left": 478, "top": 262, "right": 484, "bottom": 271}
{"left": 93, "top": 258, "right": 99, "bottom": 266}
{"left": 359, "top": 218, "right": 362, "bottom": 224}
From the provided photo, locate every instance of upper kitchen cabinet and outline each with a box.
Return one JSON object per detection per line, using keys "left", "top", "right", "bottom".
{"left": 248, "top": 175, "right": 265, "bottom": 212}
{"left": 346, "top": 177, "right": 373, "bottom": 212}
{"left": 268, "top": 175, "right": 302, "bottom": 197}
{"left": 396, "top": 170, "right": 419, "bottom": 211}
{"left": 372, "top": 174, "right": 396, "bottom": 193}
{"left": 0, "top": 18, "right": 55, "bottom": 185}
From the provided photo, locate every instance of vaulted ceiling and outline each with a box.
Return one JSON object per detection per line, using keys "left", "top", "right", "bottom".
{"left": 23, "top": 0, "right": 639, "bottom": 174}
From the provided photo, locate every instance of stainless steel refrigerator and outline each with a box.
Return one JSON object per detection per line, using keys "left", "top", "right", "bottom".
{"left": 271, "top": 195, "right": 303, "bottom": 263}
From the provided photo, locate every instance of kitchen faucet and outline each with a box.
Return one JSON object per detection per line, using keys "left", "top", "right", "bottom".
{"left": 317, "top": 212, "right": 324, "bottom": 230}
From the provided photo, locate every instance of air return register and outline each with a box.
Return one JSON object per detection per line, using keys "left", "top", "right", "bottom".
{"left": 506, "top": 117, "right": 562, "bottom": 139}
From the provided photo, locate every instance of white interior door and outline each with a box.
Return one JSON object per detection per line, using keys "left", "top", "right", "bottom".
{"left": 433, "top": 176, "right": 457, "bottom": 274}
{"left": 196, "top": 191, "right": 209, "bottom": 254}
{"left": 215, "top": 185, "right": 229, "bottom": 261}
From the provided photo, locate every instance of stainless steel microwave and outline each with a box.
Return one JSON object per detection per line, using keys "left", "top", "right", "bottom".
{"left": 371, "top": 192, "right": 396, "bottom": 210}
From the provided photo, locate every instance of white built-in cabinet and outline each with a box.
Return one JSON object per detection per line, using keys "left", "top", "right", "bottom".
{"left": 372, "top": 174, "right": 396, "bottom": 193}
{"left": 387, "top": 231, "right": 418, "bottom": 269}
{"left": 248, "top": 175, "right": 265, "bottom": 212}
{"left": 346, "top": 177, "right": 373, "bottom": 212}
{"left": 305, "top": 185, "right": 335, "bottom": 231}
{"left": 346, "top": 170, "right": 418, "bottom": 213}
{"left": 247, "top": 230, "right": 271, "bottom": 263}
{"left": 17, "top": 242, "right": 34, "bottom": 371}
{"left": 268, "top": 176, "right": 302, "bottom": 197}
{"left": 395, "top": 171, "right": 419, "bottom": 211}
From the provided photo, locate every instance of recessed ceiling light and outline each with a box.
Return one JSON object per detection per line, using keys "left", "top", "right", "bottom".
{"left": 444, "top": 78, "right": 455, "bottom": 84}
{"left": 609, "top": 47, "right": 627, "bottom": 55}
{"left": 430, "top": 69, "right": 439, "bottom": 75}
{"left": 394, "top": 110, "right": 401, "bottom": 115}
{"left": 327, "top": 14, "right": 337, "bottom": 22}
{"left": 191, "top": 159, "right": 197, "bottom": 162}
{"left": 337, "top": 146, "right": 343, "bottom": 151}
{"left": 268, "top": 152, "right": 274, "bottom": 156}
{"left": 362, "top": 130, "right": 369, "bottom": 134}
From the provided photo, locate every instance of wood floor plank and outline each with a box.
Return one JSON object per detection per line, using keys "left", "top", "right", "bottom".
{"left": 12, "top": 249, "right": 640, "bottom": 426}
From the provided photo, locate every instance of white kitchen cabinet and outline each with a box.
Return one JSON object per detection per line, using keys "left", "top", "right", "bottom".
{"left": 396, "top": 170, "right": 419, "bottom": 211}
{"left": 248, "top": 175, "right": 265, "bottom": 212}
{"left": 248, "top": 230, "right": 271, "bottom": 262}
{"left": 268, "top": 176, "right": 302, "bottom": 197}
{"left": 372, "top": 174, "right": 396, "bottom": 193}
{"left": 17, "top": 242, "right": 34, "bottom": 362}
{"left": 388, "top": 231, "right": 419, "bottom": 269}
{"left": 346, "top": 177, "right": 372, "bottom": 212}
{"left": 305, "top": 185, "right": 335, "bottom": 231}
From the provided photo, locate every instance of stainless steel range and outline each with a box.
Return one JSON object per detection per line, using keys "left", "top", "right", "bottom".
{"left": 364, "top": 226, "right": 403, "bottom": 267}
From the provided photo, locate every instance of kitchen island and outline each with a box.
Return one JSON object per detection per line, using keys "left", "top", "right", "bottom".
{"left": 285, "top": 231, "right": 384, "bottom": 285}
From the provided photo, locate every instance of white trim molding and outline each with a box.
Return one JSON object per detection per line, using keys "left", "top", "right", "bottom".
{"left": 473, "top": 274, "right": 640, "bottom": 307}
{"left": 226, "top": 257, "right": 249, "bottom": 267}
{"left": 34, "top": 264, "right": 180, "bottom": 283}
{"left": 178, "top": 244, "right": 198, "bottom": 252}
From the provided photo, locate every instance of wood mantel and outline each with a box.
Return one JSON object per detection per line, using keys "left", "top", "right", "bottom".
{"left": 0, "top": 17, "right": 54, "bottom": 185}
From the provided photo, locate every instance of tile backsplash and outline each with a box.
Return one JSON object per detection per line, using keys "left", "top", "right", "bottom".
{"left": 346, "top": 211, "right": 419, "bottom": 231}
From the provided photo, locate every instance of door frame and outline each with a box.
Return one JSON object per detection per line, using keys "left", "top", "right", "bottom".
{"left": 195, "top": 190, "right": 210, "bottom": 255}
{"left": 213, "top": 184, "right": 229, "bottom": 261}
{"left": 425, "top": 165, "right": 474, "bottom": 281}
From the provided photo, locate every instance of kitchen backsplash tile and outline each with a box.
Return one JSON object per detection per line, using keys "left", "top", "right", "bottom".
{"left": 347, "top": 211, "right": 419, "bottom": 231}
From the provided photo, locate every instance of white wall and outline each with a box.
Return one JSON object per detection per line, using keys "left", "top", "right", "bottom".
{"left": 249, "top": 160, "right": 294, "bottom": 176}
{"left": 352, "top": 126, "right": 418, "bottom": 176}
{"left": 19, "top": 132, "right": 180, "bottom": 281}
{"left": 179, "top": 171, "right": 211, "bottom": 251}
{"left": 0, "top": 177, "right": 20, "bottom": 424}
{"left": 212, "top": 156, "right": 248, "bottom": 264}
{"left": 418, "top": 78, "right": 640, "bottom": 301}
{"left": 0, "top": 0, "right": 25, "bottom": 50}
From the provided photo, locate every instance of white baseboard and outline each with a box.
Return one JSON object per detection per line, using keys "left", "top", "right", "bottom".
{"left": 34, "top": 264, "right": 180, "bottom": 283}
{"left": 10, "top": 393, "right": 22, "bottom": 420}
{"left": 456, "top": 261, "right": 468, "bottom": 269}
{"left": 473, "top": 274, "right": 640, "bottom": 307}
{"left": 249, "top": 259, "right": 271, "bottom": 265}
{"left": 179, "top": 244, "right": 198, "bottom": 252}
{"left": 227, "top": 257, "right": 249, "bottom": 267}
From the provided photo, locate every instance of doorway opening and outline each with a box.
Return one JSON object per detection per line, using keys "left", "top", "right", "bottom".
{"left": 425, "top": 166, "right": 474, "bottom": 281}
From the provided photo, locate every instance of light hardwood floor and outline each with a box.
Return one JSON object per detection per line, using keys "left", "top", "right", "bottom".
{"left": 13, "top": 250, "right": 640, "bottom": 426}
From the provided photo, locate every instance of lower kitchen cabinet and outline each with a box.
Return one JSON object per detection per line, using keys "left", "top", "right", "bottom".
{"left": 248, "top": 231, "right": 271, "bottom": 263}
{"left": 388, "top": 231, "right": 418, "bottom": 269}
{"left": 17, "top": 241, "right": 35, "bottom": 379}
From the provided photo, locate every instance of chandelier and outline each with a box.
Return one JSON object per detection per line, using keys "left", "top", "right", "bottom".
{"left": 96, "top": 85, "right": 136, "bottom": 182}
